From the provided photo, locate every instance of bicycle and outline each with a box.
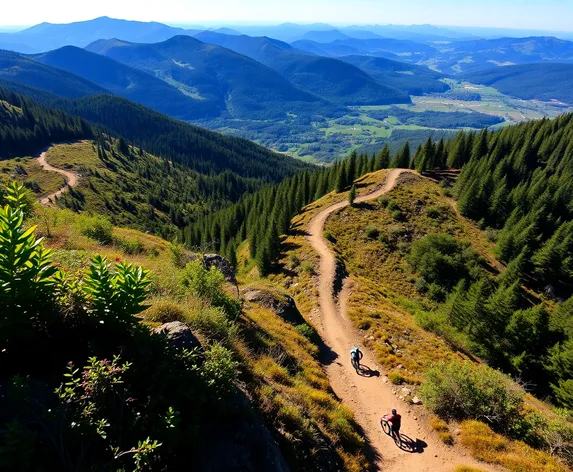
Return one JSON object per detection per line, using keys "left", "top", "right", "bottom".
{"left": 381, "top": 417, "right": 401, "bottom": 445}
{"left": 351, "top": 356, "right": 360, "bottom": 371}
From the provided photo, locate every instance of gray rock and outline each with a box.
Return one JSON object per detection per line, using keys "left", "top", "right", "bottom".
{"left": 242, "top": 288, "right": 303, "bottom": 325}
{"left": 412, "top": 396, "right": 423, "bottom": 405}
{"left": 153, "top": 321, "right": 202, "bottom": 352}
{"left": 203, "top": 253, "right": 237, "bottom": 285}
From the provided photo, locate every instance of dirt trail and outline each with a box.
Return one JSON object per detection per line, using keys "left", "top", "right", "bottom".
{"left": 306, "top": 169, "right": 498, "bottom": 471}
{"left": 37, "top": 149, "right": 79, "bottom": 205}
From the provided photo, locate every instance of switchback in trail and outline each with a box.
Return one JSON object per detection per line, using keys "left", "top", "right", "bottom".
{"left": 37, "top": 148, "right": 79, "bottom": 205}
{"left": 306, "top": 169, "right": 500, "bottom": 471}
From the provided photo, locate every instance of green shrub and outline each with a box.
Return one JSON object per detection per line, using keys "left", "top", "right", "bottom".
{"left": 296, "top": 323, "right": 317, "bottom": 340}
{"left": 392, "top": 210, "right": 403, "bottom": 221}
{"left": 201, "top": 343, "right": 239, "bottom": 399}
{"left": 288, "top": 253, "right": 300, "bottom": 269}
{"left": 168, "top": 241, "right": 189, "bottom": 268}
{"left": 378, "top": 196, "right": 389, "bottom": 208}
{"left": 427, "top": 283, "right": 447, "bottom": 302}
{"left": 387, "top": 199, "right": 400, "bottom": 211}
{"left": 364, "top": 226, "right": 379, "bottom": 239}
{"left": 408, "top": 233, "right": 480, "bottom": 289}
{"left": 426, "top": 206, "right": 441, "bottom": 219}
{"left": 181, "top": 260, "right": 240, "bottom": 318}
{"left": 421, "top": 361, "right": 524, "bottom": 435}
{"left": 76, "top": 215, "right": 113, "bottom": 245}
{"left": 324, "top": 231, "right": 336, "bottom": 243}
{"left": 299, "top": 262, "right": 315, "bottom": 275}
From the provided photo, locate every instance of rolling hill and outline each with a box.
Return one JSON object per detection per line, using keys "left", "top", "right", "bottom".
{"left": 463, "top": 63, "right": 573, "bottom": 104}
{"left": 192, "top": 32, "right": 411, "bottom": 105}
{"left": 300, "top": 29, "right": 350, "bottom": 43}
{"left": 340, "top": 55, "right": 450, "bottom": 95}
{"left": 86, "top": 35, "right": 340, "bottom": 120}
{"left": 30, "top": 46, "right": 218, "bottom": 119}
{"left": 0, "top": 16, "right": 199, "bottom": 53}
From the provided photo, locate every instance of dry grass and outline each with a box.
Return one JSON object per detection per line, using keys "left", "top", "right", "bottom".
{"left": 31, "top": 203, "right": 369, "bottom": 471}
{"left": 460, "top": 421, "right": 569, "bottom": 472}
{"left": 0, "top": 156, "right": 65, "bottom": 197}
{"left": 431, "top": 416, "right": 454, "bottom": 445}
{"left": 453, "top": 466, "right": 488, "bottom": 472}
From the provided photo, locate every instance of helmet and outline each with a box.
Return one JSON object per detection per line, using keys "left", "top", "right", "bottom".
{"left": 392, "top": 409, "right": 397, "bottom": 415}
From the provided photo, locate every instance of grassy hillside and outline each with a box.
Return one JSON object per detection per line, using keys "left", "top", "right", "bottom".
{"left": 463, "top": 63, "right": 573, "bottom": 104}
{"left": 0, "top": 181, "right": 370, "bottom": 471}
{"left": 265, "top": 171, "right": 572, "bottom": 471}
{"left": 86, "top": 35, "right": 339, "bottom": 120}
{"left": 31, "top": 46, "right": 219, "bottom": 119}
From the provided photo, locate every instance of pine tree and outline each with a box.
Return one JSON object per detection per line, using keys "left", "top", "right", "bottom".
{"left": 335, "top": 164, "right": 348, "bottom": 192}
{"left": 392, "top": 141, "right": 410, "bottom": 168}
{"left": 349, "top": 184, "right": 357, "bottom": 206}
{"left": 347, "top": 150, "right": 358, "bottom": 184}
{"left": 375, "top": 145, "right": 391, "bottom": 169}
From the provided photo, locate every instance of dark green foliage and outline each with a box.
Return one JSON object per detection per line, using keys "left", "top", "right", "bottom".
{"left": 349, "top": 184, "right": 357, "bottom": 206}
{"left": 0, "top": 88, "right": 92, "bottom": 158}
{"left": 408, "top": 233, "right": 481, "bottom": 288}
{"left": 0, "top": 183, "right": 244, "bottom": 471}
{"left": 365, "top": 106, "right": 503, "bottom": 129}
{"left": 375, "top": 145, "right": 391, "bottom": 170}
{"left": 392, "top": 141, "right": 410, "bottom": 168}
{"left": 186, "top": 149, "right": 381, "bottom": 274}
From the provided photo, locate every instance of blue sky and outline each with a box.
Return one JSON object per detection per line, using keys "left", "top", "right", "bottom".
{"left": 2, "top": 0, "right": 573, "bottom": 31}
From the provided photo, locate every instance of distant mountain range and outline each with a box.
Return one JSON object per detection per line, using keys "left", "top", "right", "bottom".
{"left": 189, "top": 31, "right": 413, "bottom": 105}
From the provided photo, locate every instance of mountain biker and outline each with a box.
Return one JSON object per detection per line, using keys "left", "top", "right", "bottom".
{"left": 383, "top": 409, "right": 402, "bottom": 443}
{"left": 350, "top": 347, "right": 363, "bottom": 370}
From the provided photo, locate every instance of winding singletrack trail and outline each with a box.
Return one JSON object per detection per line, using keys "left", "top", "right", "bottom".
{"left": 37, "top": 148, "right": 79, "bottom": 205}
{"left": 306, "top": 169, "right": 499, "bottom": 471}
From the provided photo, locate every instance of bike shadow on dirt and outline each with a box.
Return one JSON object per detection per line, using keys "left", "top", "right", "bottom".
{"left": 395, "top": 434, "right": 428, "bottom": 454}
{"left": 356, "top": 364, "right": 380, "bottom": 377}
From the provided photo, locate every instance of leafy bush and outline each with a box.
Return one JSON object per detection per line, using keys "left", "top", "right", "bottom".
{"left": 378, "top": 196, "right": 389, "bottom": 208}
{"left": 324, "top": 231, "right": 336, "bottom": 243}
{"left": 296, "top": 323, "right": 317, "bottom": 340}
{"left": 426, "top": 206, "right": 442, "bottom": 219}
{"left": 364, "top": 225, "right": 379, "bottom": 239}
{"left": 299, "top": 261, "right": 315, "bottom": 275}
{"left": 408, "top": 233, "right": 480, "bottom": 289}
{"left": 421, "top": 361, "right": 524, "bottom": 435}
{"left": 288, "top": 253, "right": 300, "bottom": 269}
{"left": 181, "top": 260, "right": 240, "bottom": 318}
{"left": 76, "top": 214, "right": 113, "bottom": 245}
{"left": 387, "top": 199, "right": 400, "bottom": 211}
{"left": 201, "top": 343, "right": 239, "bottom": 399}
{"left": 392, "top": 210, "right": 403, "bottom": 221}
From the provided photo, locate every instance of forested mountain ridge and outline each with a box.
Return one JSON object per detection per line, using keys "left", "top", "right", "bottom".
{"left": 31, "top": 46, "right": 220, "bottom": 119}
{"left": 86, "top": 35, "right": 342, "bottom": 120}
{"left": 0, "top": 84, "right": 310, "bottom": 182}
{"left": 188, "top": 31, "right": 412, "bottom": 105}
{"left": 0, "top": 49, "right": 106, "bottom": 98}
{"left": 463, "top": 63, "right": 573, "bottom": 104}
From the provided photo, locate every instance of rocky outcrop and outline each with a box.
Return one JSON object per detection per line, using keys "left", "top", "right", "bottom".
{"left": 203, "top": 253, "right": 237, "bottom": 285}
{"left": 242, "top": 287, "right": 303, "bottom": 325}
{"left": 152, "top": 321, "right": 202, "bottom": 352}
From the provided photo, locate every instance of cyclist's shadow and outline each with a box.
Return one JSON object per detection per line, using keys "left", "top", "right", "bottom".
{"left": 395, "top": 434, "right": 427, "bottom": 453}
{"left": 355, "top": 364, "right": 380, "bottom": 377}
